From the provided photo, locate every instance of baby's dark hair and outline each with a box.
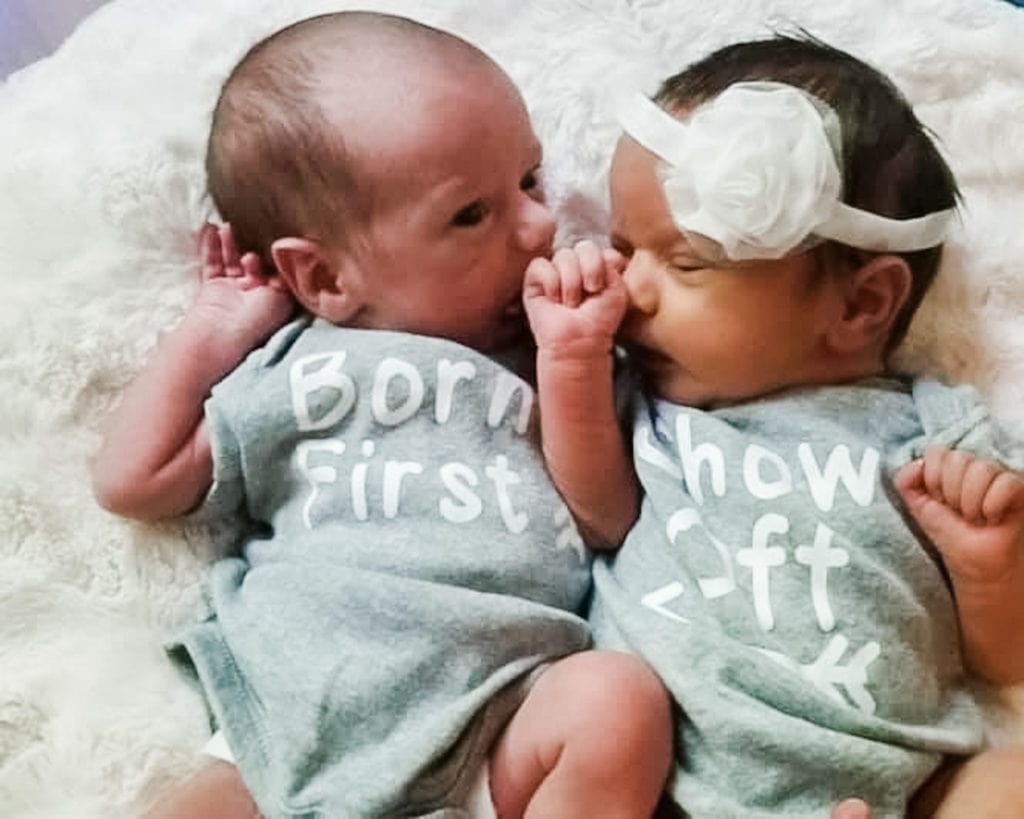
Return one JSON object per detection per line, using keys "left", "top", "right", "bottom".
{"left": 655, "top": 35, "right": 958, "bottom": 354}
{"left": 205, "top": 12, "right": 492, "bottom": 269}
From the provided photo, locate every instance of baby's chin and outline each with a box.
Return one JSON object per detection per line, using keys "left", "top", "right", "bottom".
{"left": 442, "top": 316, "right": 526, "bottom": 356}
{"left": 483, "top": 311, "right": 531, "bottom": 352}
{"left": 637, "top": 368, "right": 715, "bottom": 409}
{"left": 653, "top": 381, "right": 768, "bottom": 411}
{"left": 491, "top": 317, "right": 532, "bottom": 352}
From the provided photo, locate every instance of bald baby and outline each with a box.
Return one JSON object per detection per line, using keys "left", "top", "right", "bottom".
{"left": 206, "top": 11, "right": 519, "bottom": 269}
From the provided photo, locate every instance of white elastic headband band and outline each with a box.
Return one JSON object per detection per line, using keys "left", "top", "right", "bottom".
{"left": 815, "top": 202, "right": 952, "bottom": 252}
{"left": 617, "top": 83, "right": 955, "bottom": 261}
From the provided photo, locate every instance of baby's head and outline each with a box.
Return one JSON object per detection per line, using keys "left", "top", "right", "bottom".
{"left": 610, "top": 36, "right": 957, "bottom": 407}
{"left": 206, "top": 11, "right": 555, "bottom": 351}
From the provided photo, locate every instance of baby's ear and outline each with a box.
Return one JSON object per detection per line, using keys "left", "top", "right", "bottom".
{"left": 825, "top": 254, "right": 912, "bottom": 355}
{"left": 271, "top": 237, "right": 363, "bottom": 324}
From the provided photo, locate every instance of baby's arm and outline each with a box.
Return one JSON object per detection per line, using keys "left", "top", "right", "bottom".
{"left": 523, "top": 240, "right": 636, "bottom": 548}
{"left": 90, "top": 224, "right": 295, "bottom": 521}
{"left": 895, "top": 445, "right": 1024, "bottom": 685}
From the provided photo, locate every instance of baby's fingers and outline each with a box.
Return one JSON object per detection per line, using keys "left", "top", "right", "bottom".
{"left": 574, "top": 240, "right": 606, "bottom": 295}
{"left": 602, "top": 247, "right": 628, "bottom": 278}
{"left": 939, "top": 449, "right": 971, "bottom": 513}
{"left": 959, "top": 457, "right": 1002, "bottom": 523}
{"left": 920, "top": 444, "right": 974, "bottom": 511}
{"left": 241, "top": 252, "right": 262, "bottom": 280}
{"left": 893, "top": 457, "right": 925, "bottom": 499}
{"left": 198, "top": 223, "right": 223, "bottom": 281}
{"left": 551, "top": 247, "right": 584, "bottom": 307}
{"left": 981, "top": 470, "right": 1024, "bottom": 524}
{"left": 237, "top": 252, "right": 273, "bottom": 291}
{"left": 523, "top": 258, "right": 561, "bottom": 302}
{"left": 219, "top": 223, "right": 243, "bottom": 275}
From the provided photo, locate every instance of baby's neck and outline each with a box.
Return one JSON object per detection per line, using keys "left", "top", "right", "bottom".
{"left": 703, "top": 356, "right": 890, "bottom": 411}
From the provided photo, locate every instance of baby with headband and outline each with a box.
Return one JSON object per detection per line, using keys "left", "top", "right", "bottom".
{"left": 524, "top": 36, "right": 1024, "bottom": 817}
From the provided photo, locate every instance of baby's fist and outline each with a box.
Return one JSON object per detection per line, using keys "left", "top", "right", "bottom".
{"left": 523, "top": 240, "right": 628, "bottom": 356}
{"left": 895, "top": 445, "right": 1024, "bottom": 584}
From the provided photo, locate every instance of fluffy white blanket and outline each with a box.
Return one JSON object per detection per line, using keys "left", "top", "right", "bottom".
{"left": 2, "top": 0, "right": 1024, "bottom": 814}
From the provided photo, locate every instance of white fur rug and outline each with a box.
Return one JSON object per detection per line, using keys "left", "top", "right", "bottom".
{"left": 2, "top": 0, "right": 1024, "bottom": 815}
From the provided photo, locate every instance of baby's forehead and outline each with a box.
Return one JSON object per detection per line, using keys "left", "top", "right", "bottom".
{"left": 316, "top": 57, "right": 528, "bottom": 158}
{"left": 311, "top": 21, "right": 508, "bottom": 89}
{"left": 319, "top": 44, "right": 512, "bottom": 105}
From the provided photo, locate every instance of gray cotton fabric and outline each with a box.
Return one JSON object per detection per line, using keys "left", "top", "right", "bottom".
{"left": 171, "top": 317, "right": 592, "bottom": 818}
{"left": 590, "top": 376, "right": 1014, "bottom": 818}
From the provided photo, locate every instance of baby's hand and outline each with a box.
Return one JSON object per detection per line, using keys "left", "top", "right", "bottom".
{"left": 191, "top": 223, "right": 296, "bottom": 354}
{"left": 523, "top": 240, "right": 628, "bottom": 359}
{"left": 894, "top": 445, "right": 1024, "bottom": 585}
{"left": 199, "top": 220, "right": 264, "bottom": 282}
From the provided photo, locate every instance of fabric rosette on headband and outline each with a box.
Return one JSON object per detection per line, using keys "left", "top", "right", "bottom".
{"left": 616, "top": 81, "right": 955, "bottom": 262}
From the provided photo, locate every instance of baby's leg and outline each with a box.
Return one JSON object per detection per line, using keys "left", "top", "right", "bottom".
{"left": 909, "top": 746, "right": 1024, "bottom": 818}
{"left": 143, "top": 758, "right": 262, "bottom": 819}
{"left": 488, "top": 650, "right": 672, "bottom": 819}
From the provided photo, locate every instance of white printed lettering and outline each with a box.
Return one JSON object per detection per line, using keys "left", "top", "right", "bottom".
{"left": 736, "top": 513, "right": 789, "bottom": 631}
{"left": 435, "top": 359, "right": 477, "bottom": 424}
{"left": 798, "top": 443, "right": 878, "bottom": 512}
{"left": 635, "top": 425, "right": 683, "bottom": 480}
{"left": 665, "top": 507, "right": 735, "bottom": 599}
{"left": 641, "top": 582, "right": 690, "bottom": 624}
{"left": 294, "top": 439, "right": 346, "bottom": 529}
{"left": 554, "top": 502, "right": 586, "bottom": 562}
{"left": 484, "top": 454, "right": 528, "bottom": 533}
{"left": 794, "top": 523, "right": 849, "bottom": 632}
{"left": 381, "top": 460, "right": 424, "bottom": 518}
{"left": 487, "top": 372, "right": 533, "bottom": 435}
{"left": 800, "top": 634, "right": 880, "bottom": 714}
{"left": 350, "top": 440, "right": 376, "bottom": 521}
{"left": 438, "top": 462, "right": 483, "bottom": 523}
{"left": 758, "top": 639, "right": 879, "bottom": 712}
{"left": 743, "top": 443, "right": 793, "bottom": 501}
{"left": 372, "top": 358, "right": 425, "bottom": 426}
{"left": 290, "top": 352, "right": 356, "bottom": 432}
{"left": 674, "top": 414, "right": 726, "bottom": 505}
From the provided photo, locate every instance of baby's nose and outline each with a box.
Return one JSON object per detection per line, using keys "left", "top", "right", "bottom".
{"left": 622, "top": 255, "right": 659, "bottom": 315}
{"left": 516, "top": 196, "right": 556, "bottom": 255}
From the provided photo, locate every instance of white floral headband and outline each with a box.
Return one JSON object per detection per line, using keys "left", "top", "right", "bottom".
{"left": 617, "top": 81, "right": 955, "bottom": 261}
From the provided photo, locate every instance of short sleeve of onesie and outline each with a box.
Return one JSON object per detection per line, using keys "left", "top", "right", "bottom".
{"left": 904, "top": 379, "right": 1024, "bottom": 469}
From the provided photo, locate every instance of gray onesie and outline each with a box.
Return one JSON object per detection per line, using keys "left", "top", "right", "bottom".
{"left": 590, "top": 377, "right": 1014, "bottom": 818}
{"left": 172, "top": 317, "right": 592, "bottom": 818}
